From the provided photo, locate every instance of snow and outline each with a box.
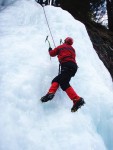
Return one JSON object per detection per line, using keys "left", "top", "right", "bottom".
{"left": 0, "top": 0, "right": 113, "bottom": 150}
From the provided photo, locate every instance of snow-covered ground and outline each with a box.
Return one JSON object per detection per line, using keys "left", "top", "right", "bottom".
{"left": 0, "top": 0, "right": 113, "bottom": 150}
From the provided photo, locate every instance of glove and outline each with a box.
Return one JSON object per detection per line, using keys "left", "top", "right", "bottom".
{"left": 48, "top": 47, "right": 52, "bottom": 51}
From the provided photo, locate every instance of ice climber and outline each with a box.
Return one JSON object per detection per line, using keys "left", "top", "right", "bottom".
{"left": 41, "top": 37, "right": 85, "bottom": 112}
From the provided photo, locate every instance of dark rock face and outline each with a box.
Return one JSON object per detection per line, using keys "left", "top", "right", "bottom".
{"left": 85, "top": 23, "right": 113, "bottom": 80}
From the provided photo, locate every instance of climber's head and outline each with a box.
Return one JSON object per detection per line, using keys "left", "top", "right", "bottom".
{"left": 64, "top": 37, "right": 73, "bottom": 45}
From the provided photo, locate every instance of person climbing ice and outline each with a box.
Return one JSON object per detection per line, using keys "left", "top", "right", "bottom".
{"left": 40, "top": 37, "right": 85, "bottom": 112}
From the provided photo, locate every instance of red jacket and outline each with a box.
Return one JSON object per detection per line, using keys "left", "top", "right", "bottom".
{"left": 49, "top": 43, "right": 76, "bottom": 64}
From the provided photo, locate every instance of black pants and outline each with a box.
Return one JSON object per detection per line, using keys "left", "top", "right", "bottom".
{"left": 52, "top": 62, "right": 78, "bottom": 91}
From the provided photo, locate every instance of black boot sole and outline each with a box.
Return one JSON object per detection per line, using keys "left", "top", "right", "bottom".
{"left": 71, "top": 100, "right": 85, "bottom": 112}
{"left": 41, "top": 94, "right": 54, "bottom": 103}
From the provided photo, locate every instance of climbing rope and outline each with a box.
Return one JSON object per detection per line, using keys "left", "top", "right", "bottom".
{"left": 43, "top": 6, "right": 56, "bottom": 48}
{"left": 43, "top": 5, "right": 61, "bottom": 74}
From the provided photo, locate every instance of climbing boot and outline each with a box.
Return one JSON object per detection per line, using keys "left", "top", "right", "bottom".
{"left": 71, "top": 97, "right": 85, "bottom": 112}
{"left": 41, "top": 93, "right": 55, "bottom": 103}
